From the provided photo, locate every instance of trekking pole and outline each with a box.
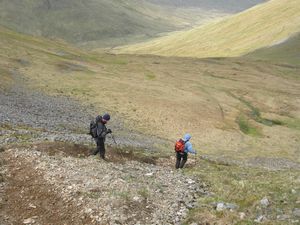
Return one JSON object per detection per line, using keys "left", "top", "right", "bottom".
{"left": 110, "top": 133, "right": 117, "bottom": 145}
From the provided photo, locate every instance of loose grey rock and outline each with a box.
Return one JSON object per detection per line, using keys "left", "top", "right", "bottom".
{"left": 254, "top": 215, "right": 265, "bottom": 223}
{"left": 276, "top": 214, "right": 290, "bottom": 220}
{"left": 23, "top": 218, "right": 35, "bottom": 224}
{"left": 260, "top": 197, "right": 270, "bottom": 207}
{"left": 225, "top": 203, "right": 238, "bottom": 210}
{"left": 216, "top": 203, "right": 225, "bottom": 211}
{"left": 293, "top": 208, "right": 300, "bottom": 218}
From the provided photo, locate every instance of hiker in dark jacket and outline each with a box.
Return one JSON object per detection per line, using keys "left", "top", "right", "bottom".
{"left": 92, "top": 113, "right": 112, "bottom": 159}
{"left": 176, "top": 133, "right": 196, "bottom": 169}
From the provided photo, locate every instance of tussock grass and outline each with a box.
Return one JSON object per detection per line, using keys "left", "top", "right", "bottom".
{"left": 119, "top": 0, "right": 300, "bottom": 58}
{"left": 237, "top": 114, "right": 262, "bottom": 137}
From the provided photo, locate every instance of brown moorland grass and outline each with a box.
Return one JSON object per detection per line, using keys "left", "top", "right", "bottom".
{"left": 1, "top": 26, "right": 299, "bottom": 164}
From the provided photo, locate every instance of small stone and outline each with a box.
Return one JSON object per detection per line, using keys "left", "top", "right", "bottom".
{"left": 291, "top": 189, "right": 297, "bottom": 194}
{"left": 187, "top": 179, "right": 195, "bottom": 184}
{"left": 28, "top": 203, "right": 36, "bottom": 209}
{"left": 133, "top": 196, "right": 141, "bottom": 202}
{"left": 216, "top": 203, "right": 225, "bottom": 211}
{"left": 145, "top": 172, "right": 154, "bottom": 177}
{"left": 239, "top": 212, "right": 246, "bottom": 219}
{"left": 254, "top": 215, "right": 265, "bottom": 223}
{"left": 85, "top": 208, "right": 93, "bottom": 214}
{"left": 260, "top": 197, "right": 269, "bottom": 207}
{"left": 23, "top": 218, "right": 35, "bottom": 224}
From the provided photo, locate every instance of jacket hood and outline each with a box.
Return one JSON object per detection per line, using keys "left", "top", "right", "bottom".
{"left": 183, "top": 133, "right": 191, "bottom": 141}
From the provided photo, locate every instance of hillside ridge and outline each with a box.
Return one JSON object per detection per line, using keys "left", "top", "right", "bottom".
{"left": 118, "top": 0, "right": 300, "bottom": 58}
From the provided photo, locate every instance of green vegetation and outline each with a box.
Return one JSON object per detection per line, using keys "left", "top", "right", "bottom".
{"left": 282, "top": 118, "right": 300, "bottom": 131}
{"left": 237, "top": 114, "right": 262, "bottom": 137}
{"left": 138, "top": 187, "right": 150, "bottom": 201}
{"left": 1, "top": 25, "right": 299, "bottom": 164}
{"left": 184, "top": 160, "right": 300, "bottom": 224}
{"left": 1, "top": 5, "right": 300, "bottom": 223}
{"left": 232, "top": 94, "right": 284, "bottom": 128}
{"left": 145, "top": 71, "right": 156, "bottom": 80}
{"left": 247, "top": 33, "right": 300, "bottom": 66}
{"left": 119, "top": 0, "right": 300, "bottom": 58}
{"left": 0, "top": 0, "right": 228, "bottom": 48}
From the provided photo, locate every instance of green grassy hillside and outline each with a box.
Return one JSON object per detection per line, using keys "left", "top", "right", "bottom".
{"left": 1, "top": 26, "right": 299, "bottom": 163}
{"left": 246, "top": 33, "right": 300, "bottom": 66}
{"left": 118, "top": 0, "right": 300, "bottom": 58}
{"left": 1, "top": 25, "right": 300, "bottom": 224}
{"left": 0, "top": 0, "right": 231, "bottom": 48}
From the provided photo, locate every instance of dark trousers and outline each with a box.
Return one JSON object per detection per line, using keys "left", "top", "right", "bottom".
{"left": 93, "top": 138, "right": 105, "bottom": 159}
{"left": 176, "top": 152, "right": 188, "bottom": 169}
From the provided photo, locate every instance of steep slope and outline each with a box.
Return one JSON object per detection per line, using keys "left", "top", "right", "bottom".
{"left": 0, "top": 0, "right": 265, "bottom": 48}
{"left": 0, "top": 0, "right": 217, "bottom": 48}
{"left": 1, "top": 25, "right": 300, "bottom": 164}
{"left": 246, "top": 33, "right": 300, "bottom": 66}
{"left": 118, "top": 0, "right": 300, "bottom": 58}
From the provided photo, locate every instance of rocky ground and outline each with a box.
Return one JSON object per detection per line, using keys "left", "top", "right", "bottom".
{"left": 0, "top": 69, "right": 168, "bottom": 149}
{"left": 0, "top": 72, "right": 208, "bottom": 225}
{"left": 0, "top": 144, "right": 208, "bottom": 225}
{"left": 1, "top": 71, "right": 300, "bottom": 225}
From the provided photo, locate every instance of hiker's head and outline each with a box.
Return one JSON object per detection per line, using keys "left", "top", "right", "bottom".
{"left": 102, "top": 113, "right": 110, "bottom": 124}
{"left": 184, "top": 133, "right": 191, "bottom": 141}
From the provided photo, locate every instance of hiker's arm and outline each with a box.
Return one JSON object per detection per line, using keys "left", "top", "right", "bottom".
{"left": 97, "top": 124, "right": 107, "bottom": 138}
{"left": 186, "top": 142, "right": 196, "bottom": 154}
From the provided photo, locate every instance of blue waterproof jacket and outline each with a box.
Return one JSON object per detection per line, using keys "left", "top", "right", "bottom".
{"left": 183, "top": 134, "right": 196, "bottom": 154}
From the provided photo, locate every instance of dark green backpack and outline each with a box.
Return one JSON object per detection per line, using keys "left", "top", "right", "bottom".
{"left": 89, "top": 120, "right": 97, "bottom": 138}
{"left": 89, "top": 116, "right": 101, "bottom": 138}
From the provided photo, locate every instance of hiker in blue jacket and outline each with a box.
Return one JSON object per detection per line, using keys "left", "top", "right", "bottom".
{"left": 176, "top": 133, "right": 196, "bottom": 169}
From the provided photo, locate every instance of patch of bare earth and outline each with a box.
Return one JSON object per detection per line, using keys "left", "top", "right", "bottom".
{"left": 0, "top": 149, "right": 92, "bottom": 225}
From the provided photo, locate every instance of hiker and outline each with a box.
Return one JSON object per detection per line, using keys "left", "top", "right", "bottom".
{"left": 91, "top": 113, "right": 112, "bottom": 159}
{"left": 175, "top": 133, "right": 196, "bottom": 169}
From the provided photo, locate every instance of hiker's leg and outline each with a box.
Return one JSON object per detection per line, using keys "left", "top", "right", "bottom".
{"left": 98, "top": 139, "right": 105, "bottom": 159}
{"left": 179, "top": 153, "right": 188, "bottom": 168}
{"left": 175, "top": 153, "right": 182, "bottom": 169}
{"left": 92, "top": 139, "right": 100, "bottom": 155}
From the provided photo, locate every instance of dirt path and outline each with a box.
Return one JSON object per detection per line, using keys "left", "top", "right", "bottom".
{"left": 0, "top": 150, "right": 92, "bottom": 225}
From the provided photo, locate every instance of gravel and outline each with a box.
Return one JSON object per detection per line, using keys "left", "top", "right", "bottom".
{"left": 5, "top": 147, "right": 207, "bottom": 224}
{"left": 0, "top": 69, "right": 168, "bottom": 150}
